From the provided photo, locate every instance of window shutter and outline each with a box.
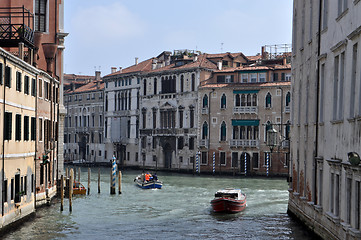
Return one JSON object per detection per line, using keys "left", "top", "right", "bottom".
{"left": 0, "top": 63, "right": 3, "bottom": 85}
{"left": 5, "top": 66, "right": 11, "bottom": 88}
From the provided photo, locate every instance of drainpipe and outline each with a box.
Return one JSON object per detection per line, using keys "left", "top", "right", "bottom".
{"left": 313, "top": 0, "right": 323, "bottom": 205}
{"left": 2, "top": 57, "right": 6, "bottom": 216}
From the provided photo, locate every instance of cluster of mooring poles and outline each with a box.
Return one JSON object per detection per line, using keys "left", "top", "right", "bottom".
{"left": 59, "top": 159, "right": 122, "bottom": 212}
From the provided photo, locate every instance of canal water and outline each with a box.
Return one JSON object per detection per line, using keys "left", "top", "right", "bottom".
{"left": 4, "top": 168, "right": 314, "bottom": 240}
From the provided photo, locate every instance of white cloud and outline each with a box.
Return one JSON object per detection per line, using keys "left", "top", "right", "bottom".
{"left": 71, "top": 3, "right": 146, "bottom": 45}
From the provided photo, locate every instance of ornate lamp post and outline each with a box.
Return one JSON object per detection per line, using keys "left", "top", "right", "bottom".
{"left": 266, "top": 127, "right": 278, "bottom": 176}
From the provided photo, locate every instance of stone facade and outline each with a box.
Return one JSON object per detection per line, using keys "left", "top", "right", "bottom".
{"left": 290, "top": 0, "right": 361, "bottom": 239}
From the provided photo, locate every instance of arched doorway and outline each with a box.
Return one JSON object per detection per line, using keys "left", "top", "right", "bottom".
{"left": 163, "top": 143, "right": 172, "bottom": 169}
{"left": 240, "top": 152, "right": 251, "bottom": 174}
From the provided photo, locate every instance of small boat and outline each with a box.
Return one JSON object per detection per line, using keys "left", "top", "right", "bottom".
{"left": 210, "top": 188, "right": 246, "bottom": 213}
{"left": 134, "top": 173, "right": 162, "bottom": 189}
{"left": 73, "top": 181, "right": 86, "bottom": 195}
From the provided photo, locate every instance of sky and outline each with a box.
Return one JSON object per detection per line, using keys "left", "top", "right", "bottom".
{"left": 64, "top": 0, "right": 293, "bottom": 76}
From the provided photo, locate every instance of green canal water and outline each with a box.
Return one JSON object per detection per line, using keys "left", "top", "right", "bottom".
{"left": 4, "top": 168, "right": 314, "bottom": 240}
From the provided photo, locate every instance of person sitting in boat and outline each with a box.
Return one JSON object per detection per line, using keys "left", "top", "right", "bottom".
{"left": 145, "top": 172, "right": 151, "bottom": 182}
{"left": 153, "top": 173, "right": 158, "bottom": 181}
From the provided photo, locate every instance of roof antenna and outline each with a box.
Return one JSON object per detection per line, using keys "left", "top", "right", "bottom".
{"left": 221, "top": 42, "right": 224, "bottom": 52}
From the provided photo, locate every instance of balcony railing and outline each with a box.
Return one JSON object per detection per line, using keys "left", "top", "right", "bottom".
{"left": 284, "top": 106, "right": 290, "bottom": 113}
{"left": 233, "top": 106, "right": 258, "bottom": 114}
{"left": 0, "top": 6, "right": 34, "bottom": 48}
{"left": 199, "top": 139, "right": 208, "bottom": 147}
{"left": 201, "top": 108, "right": 209, "bottom": 115}
{"left": 230, "top": 139, "right": 259, "bottom": 148}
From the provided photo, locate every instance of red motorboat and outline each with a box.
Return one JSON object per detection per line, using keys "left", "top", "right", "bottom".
{"left": 211, "top": 188, "right": 246, "bottom": 213}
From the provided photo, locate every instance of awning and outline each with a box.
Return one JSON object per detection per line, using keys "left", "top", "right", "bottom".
{"left": 232, "top": 119, "right": 260, "bottom": 126}
{"left": 233, "top": 90, "right": 259, "bottom": 94}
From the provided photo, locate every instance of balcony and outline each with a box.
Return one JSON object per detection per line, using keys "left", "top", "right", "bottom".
{"left": 284, "top": 106, "right": 290, "bottom": 113}
{"left": 0, "top": 7, "right": 34, "bottom": 48}
{"left": 199, "top": 139, "right": 208, "bottom": 147}
{"left": 201, "top": 108, "right": 209, "bottom": 115}
{"left": 230, "top": 139, "right": 259, "bottom": 148}
{"left": 233, "top": 106, "right": 258, "bottom": 114}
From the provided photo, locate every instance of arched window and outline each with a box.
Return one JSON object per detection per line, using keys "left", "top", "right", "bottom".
{"left": 232, "top": 126, "right": 239, "bottom": 139}
{"left": 285, "top": 92, "right": 291, "bottom": 106}
{"left": 202, "top": 94, "right": 208, "bottom": 108}
{"left": 180, "top": 75, "right": 184, "bottom": 92}
{"left": 252, "top": 93, "right": 257, "bottom": 106}
{"left": 253, "top": 126, "right": 259, "bottom": 140}
{"left": 191, "top": 74, "right": 195, "bottom": 91}
{"left": 220, "top": 121, "right": 226, "bottom": 141}
{"left": 221, "top": 94, "right": 226, "bottom": 109}
{"left": 235, "top": 94, "right": 240, "bottom": 107}
{"left": 247, "top": 126, "right": 252, "bottom": 139}
{"left": 202, "top": 122, "right": 208, "bottom": 139}
{"left": 247, "top": 94, "right": 252, "bottom": 106}
{"left": 241, "top": 94, "right": 246, "bottom": 106}
{"left": 240, "top": 126, "right": 246, "bottom": 139}
{"left": 265, "top": 92, "right": 272, "bottom": 108}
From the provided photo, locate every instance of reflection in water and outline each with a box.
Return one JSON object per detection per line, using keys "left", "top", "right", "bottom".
{"left": 4, "top": 169, "right": 313, "bottom": 240}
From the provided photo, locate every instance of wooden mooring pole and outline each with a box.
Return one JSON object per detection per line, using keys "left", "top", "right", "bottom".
{"left": 60, "top": 175, "right": 64, "bottom": 211}
{"left": 69, "top": 169, "right": 74, "bottom": 212}
{"left": 98, "top": 169, "right": 100, "bottom": 194}
{"left": 88, "top": 168, "right": 90, "bottom": 195}
{"left": 78, "top": 167, "right": 81, "bottom": 183}
{"left": 118, "top": 171, "right": 122, "bottom": 194}
{"left": 110, "top": 159, "right": 116, "bottom": 194}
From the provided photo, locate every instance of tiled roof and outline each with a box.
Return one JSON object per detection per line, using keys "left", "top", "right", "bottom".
{"left": 213, "top": 63, "right": 291, "bottom": 73}
{"left": 104, "top": 58, "right": 154, "bottom": 77}
{"left": 200, "top": 81, "right": 291, "bottom": 89}
{"left": 66, "top": 80, "right": 104, "bottom": 94}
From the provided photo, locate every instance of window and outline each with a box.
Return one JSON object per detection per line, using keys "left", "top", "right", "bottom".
{"left": 202, "top": 122, "right": 208, "bottom": 139}
{"left": 22, "top": 75, "right": 29, "bottom": 95}
{"left": 351, "top": 43, "right": 358, "bottom": 118}
{"left": 30, "top": 78, "right": 36, "bottom": 96}
{"left": 252, "top": 93, "right": 257, "bottom": 106}
{"left": 285, "top": 73, "right": 291, "bottom": 81}
{"left": 38, "top": 79, "right": 42, "bottom": 97}
{"left": 221, "top": 94, "right": 226, "bottom": 109}
{"left": 4, "top": 112, "right": 12, "bottom": 140}
{"left": 154, "top": 78, "right": 157, "bottom": 95}
{"left": 35, "top": 0, "right": 47, "bottom": 32}
{"left": 225, "top": 75, "right": 234, "bottom": 83}
{"left": 178, "top": 137, "right": 184, "bottom": 149}
{"left": 3, "top": 179, "right": 7, "bottom": 203}
{"left": 152, "top": 137, "right": 156, "bottom": 149}
{"left": 232, "top": 152, "right": 238, "bottom": 168}
{"left": 189, "top": 137, "right": 194, "bottom": 150}
{"left": 286, "top": 92, "right": 291, "bottom": 106}
{"left": 273, "top": 73, "right": 278, "bottom": 82}
{"left": 259, "top": 73, "right": 266, "bottom": 82}
{"left": 143, "top": 79, "right": 147, "bottom": 96}
{"left": 191, "top": 74, "right": 195, "bottom": 91}
{"left": 180, "top": 75, "right": 184, "bottom": 92}
{"left": 189, "top": 108, "right": 194, "bottom": 128}
{"left": 250, "top": 73, "right": 257, "bottom": 83}
{"left": 31, "top": 117, "right": 36, "bottom": 141}
{"left": 241, "top": 74, "right": 248, "bottom": 83}
{"left": 220, "top": 152, "right": 226, "bottom": 165}
{"left": 338, "top": 0, "right": 347, "bottom": 16}
{"left": 265, "top": 92, "right": 272, "bottom": 108}
{"left": 179, "top": 109, "right": 183, "bottom": 128}
{"left": 235, "top": 94, "right": 240, "bottom": 106}
{"left": 220, "top": 122, "right": 226, "bottom": 141}
{"left": 5, "top": 66, "right": 11, "bottom": 88}
{"left": 24, "top": 116, "right": 29, "bottom": 141}
{"left": 202, "top": 94, "right": 208, "bottom": 108}
{"left": 201, "top": 152, "right": 208, "bottom": 165}
{"left": 39, "top": 118, "right": 43, "bottom": 141}
{"left": 15, "top": 114, "right": 21, "bottom": 141}
{"left": 222, "top": 60, "right": 228, "bottom": 67}
{"left": 142, "top": 109, "right": 147, "bottom": 129}
{"left": 252, "top": 152, "right": 259, "bottom": 169}
{"left": 322, "top": 0, "right": 328, "bottom": 30}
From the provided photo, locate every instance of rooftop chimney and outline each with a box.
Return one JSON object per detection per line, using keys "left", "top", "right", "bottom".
{"left": 111, "top": 67, "right": 117, "bottom": 74}
{"left": 95, "top": 71, "right": 101, "bottom": 80}
{"left": 119, "top": 67, "right": 122, "bottom": 73}
{"left": 135, "top": 57, "right": 139, "bottom": 65}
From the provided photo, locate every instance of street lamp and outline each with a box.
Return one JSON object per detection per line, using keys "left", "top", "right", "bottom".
{"left": 266, "top": 127, "right": 278, "bottom": 152}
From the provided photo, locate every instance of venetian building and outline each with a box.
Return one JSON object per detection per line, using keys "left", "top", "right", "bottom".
{"left": 290, "top": 0, "right": 361, "bottom": 239}
{"left": 198, "top": 48, "right": 291, "bottom": 176}
{"left": 0, "top": 0, "right": 66, "bottom": 228}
